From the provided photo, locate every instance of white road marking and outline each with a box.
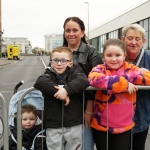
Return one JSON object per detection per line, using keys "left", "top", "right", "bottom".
{"left": 39, "top": 57, "right": 47, "bottom": 69}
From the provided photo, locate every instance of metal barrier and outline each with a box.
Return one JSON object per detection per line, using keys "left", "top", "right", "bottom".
{"left": 0, "top": 93, "right": 9, "bottom": 150}
{"left": 16, "top": 87, "right": 36, "bottom": 150}
{"left": 86, "top": 85, "right": 150, "bottom": 150}
{"left": 14, "top": 85, "right": 150, "bottom": 149}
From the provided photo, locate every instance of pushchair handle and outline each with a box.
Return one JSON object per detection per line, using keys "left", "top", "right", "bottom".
{"left": 13, "top": 80, "right": 24, "bottom": 94}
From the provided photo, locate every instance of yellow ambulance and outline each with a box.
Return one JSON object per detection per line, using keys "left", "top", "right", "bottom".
{"left": 7, "top": 45, "right": 20, "bottom": 60}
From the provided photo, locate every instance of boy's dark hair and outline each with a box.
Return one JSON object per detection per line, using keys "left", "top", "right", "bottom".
{"left": 103, "top": 39, "right": 126, "bottom": 54}
{"left": 50, "top": 46, "right": 72, "bottom": 60}
{"left": 22, "top": 104, "right": 37, "bottom": 116}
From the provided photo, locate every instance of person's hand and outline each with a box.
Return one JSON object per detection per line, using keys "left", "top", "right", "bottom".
{"left": 138, "top": 67, "right": 149, "bottom": 73}
{"left": 64, "top": 96, "right": 70, "bottom": 106}
{"left": 127, "top": 82, "right": 138, "bottom": 94}
{"left": 84, "top": 100, "right": 93, "bottom": 129}
{"left": 84, "top": 111, "right": 92, "bottom": 129}
{"left": 54, "top": 86, "right": 68, "bottom": 100}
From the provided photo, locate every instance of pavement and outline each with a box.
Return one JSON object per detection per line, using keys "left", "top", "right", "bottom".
{"left": 0, "top": 57, "right": 15, "bottom": 66}
{"left": 0, "top": 57, "right": 24, "bottom": 66}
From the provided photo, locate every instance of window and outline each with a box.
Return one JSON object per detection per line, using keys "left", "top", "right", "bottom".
{"left": 91, "top": 38, "right": 97, "bottom": 50}
{"left": 149, "top": 18, "right": 150, "bottom": 31}
{"left": 144, "top": 31, "right": 148, "bottom": 49}
{"left": 111, "top": 32, "right": 113, "bottom": 38}
{"left": 98, "top": 36, "right": 101, "bottom": 53}
{"left": 114, "top": 30, "right": 118, "bottom": 38}
{"left": 139, "top": 21, "right": 144, "bottom": 27}
{"left": 101, "top": 34, "right": 106, "bottom": 53}
{"left": 147, "top": 30, "right": 150, "bottom": 50}
{"left": 144, "top": 19, "right": 148, "bottom": 31}
{"left": 118, "top": 28, "right": 122, "bottom": 39}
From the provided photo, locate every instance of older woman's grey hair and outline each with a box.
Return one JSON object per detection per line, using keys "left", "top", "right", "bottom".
{"left": 122, "top": 23, "right": 145, "bottom": 39}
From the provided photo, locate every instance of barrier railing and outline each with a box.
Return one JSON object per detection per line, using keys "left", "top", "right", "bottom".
{"left": 16, "top": 87, "right": 36, "bottom": 150}
{"left": 13, "top": 85, "right": 150, "bottom": 149}
{"left": 0, "top": 93, "right": 9, "bottom": 150}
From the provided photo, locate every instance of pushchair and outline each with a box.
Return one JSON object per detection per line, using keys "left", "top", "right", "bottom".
{"left": 7, "top": 81, "right": 47, "bottom": 150}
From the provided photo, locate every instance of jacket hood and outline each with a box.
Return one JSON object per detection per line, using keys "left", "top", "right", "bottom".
{"left": 45, "top": 66, "right": 73, "bottom": 76}
{"left": 45, "top": 66, "right": 57, "bottom": 74}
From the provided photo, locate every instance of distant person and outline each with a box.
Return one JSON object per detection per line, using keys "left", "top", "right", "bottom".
{"left": 88, "top": 39, "right": 150, "bottom": 150}
{"left": 1, "top": 104, "right": 47, "bottom": 150}
{"left": 62, "top": 16, "right": 103, "bottom": 150}
{"left": 121, "top": 23, "right": 150, "bottom": 150}
{"left": 2, "top": 52, "right": 5, "bottom": 58}
{"left": 34, "top": 46, "right": 89, "bottom": 150}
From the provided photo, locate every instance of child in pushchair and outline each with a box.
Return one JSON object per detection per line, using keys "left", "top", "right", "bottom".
{"left": 2, "top": 87, "right": 47, "bottom": 150}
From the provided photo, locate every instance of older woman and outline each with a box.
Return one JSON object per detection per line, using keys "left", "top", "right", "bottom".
{"left": 122, "top": 23, "right": 150, "bottom": 150}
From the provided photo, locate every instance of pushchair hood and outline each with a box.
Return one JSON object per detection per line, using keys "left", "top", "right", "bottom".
{"left": 8, "top": 88, "right": 44, "bottom": 126}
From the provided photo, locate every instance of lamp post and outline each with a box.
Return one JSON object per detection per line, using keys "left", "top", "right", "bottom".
{"left": 0, "top": 0, "right": 3, "bottom": 57}
{"left": 85, "top": 2, "right": 89, "bottom": 43}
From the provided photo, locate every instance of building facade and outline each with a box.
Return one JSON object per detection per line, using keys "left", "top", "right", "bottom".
{"left": 89, "top": 0, "right": 150, "bottom": 53}
{"left": 44, "top": 34, "right": 63, "bottom": 52}
{"left": 2, "top": 37, "right": 32, "bottom": 54}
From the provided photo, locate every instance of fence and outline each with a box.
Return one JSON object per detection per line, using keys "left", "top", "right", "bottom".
{"left": 1, "top": 85, "right": 150, "bottom": 150}
{"left": 0, "top": 93, "right": 9, "bottom": 150}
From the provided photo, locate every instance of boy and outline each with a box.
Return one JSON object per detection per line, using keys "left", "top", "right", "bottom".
{"left": 3, "top": 104, "right": 47, "bottom": 150}
{"left": 34, "top": 46, "right": 89, "bottom": 150}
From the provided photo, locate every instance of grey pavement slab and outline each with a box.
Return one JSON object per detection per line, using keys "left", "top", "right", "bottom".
{"left": 0, "top": 57, "right": 25, "bottom": 66}
{"left": 0, "top": 58, "right": 14, "bottom": 66}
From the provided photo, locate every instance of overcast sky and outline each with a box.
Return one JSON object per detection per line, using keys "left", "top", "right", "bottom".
{"left": 2, "top": 0, "right": 148, "bottom": 49}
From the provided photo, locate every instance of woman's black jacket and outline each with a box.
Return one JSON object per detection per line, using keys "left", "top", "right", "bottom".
{"left": 72, "top": 42, "right": 103, "bottom": 103}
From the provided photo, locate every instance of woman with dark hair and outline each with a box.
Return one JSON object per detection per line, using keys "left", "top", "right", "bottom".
{"left": 63, "top": 17, "right": 87, "bottom": 46}
{"left": 63, "top": 16, "right": 103, "bottom": 150}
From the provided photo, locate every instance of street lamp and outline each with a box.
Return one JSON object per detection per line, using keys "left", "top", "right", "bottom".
{"left": 85, "top": 2, "right": 89, "bottom": 43}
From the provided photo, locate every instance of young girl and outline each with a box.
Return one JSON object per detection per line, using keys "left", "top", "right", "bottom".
{"left": 88, "top": 39, "right": 150, "bottom": 150}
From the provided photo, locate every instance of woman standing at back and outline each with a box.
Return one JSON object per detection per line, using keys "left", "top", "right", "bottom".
{"left": 121, "top": 23, "right": 150, "bottom": 150}
{"left": 63, "top": 16, "right": 103, "bottom": 150}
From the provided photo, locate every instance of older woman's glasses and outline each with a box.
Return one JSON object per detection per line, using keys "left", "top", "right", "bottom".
{"left": 51, "top": 59, "right": 71, "bottom": 65}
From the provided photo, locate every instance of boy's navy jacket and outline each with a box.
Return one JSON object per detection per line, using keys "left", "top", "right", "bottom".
{"left": 34, "top": 66, "right": 89, "bottom": 128}
{"left": 9, "top": 124, "right": 46, "bottom": 150}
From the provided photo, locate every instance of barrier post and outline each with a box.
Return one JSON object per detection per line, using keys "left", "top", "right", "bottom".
{"left": 16, "top": 87, "right": 36, "bottom": 150}
{"left": 0, "top": 93, "right": 9, "bottom": 150}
